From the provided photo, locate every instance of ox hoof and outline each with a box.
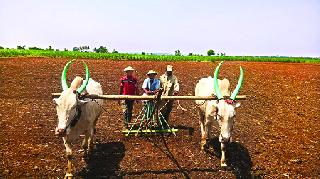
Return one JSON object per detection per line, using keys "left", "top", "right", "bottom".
{"left": 200, "top": 144, "right": 207, "bottom": 150}
{"left": 200, "top": 140, "right": 208, "bottom": 150}
{"left": 64, "top": 173, "right": 73, "bottom": 179}
{"left": 220, "top": 162, "right": 228, "bottom": 170}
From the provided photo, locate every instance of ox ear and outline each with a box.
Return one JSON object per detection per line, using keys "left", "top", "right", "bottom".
{"left": 233, "top": 102, "right": 241, "bottom": 108}
{"left": 53, "top": 98, "right": 59, "bottom": 105}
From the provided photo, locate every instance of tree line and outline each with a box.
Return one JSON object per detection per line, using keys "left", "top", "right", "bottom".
{"left": 0, "top": 45, "right": 226, "bottom": 56}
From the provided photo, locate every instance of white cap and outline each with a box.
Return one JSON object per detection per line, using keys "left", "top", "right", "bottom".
{"left": 147, "top": 70, "right": 157, "bottom": 75}
{"left": 124, "top": 66, "right": 135, "bottom": 72}
{"left": 166, "top": 65, "right": 173, "bottom": 71}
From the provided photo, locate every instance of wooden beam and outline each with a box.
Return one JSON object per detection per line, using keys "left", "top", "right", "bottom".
{"left": 51, "top": 93, "right": 246, "bottom": 100}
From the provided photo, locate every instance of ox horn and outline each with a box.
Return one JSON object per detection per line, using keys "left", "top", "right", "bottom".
{"left": 213, "top": 61, "right": 224, "bottom": 100}
{"left": 230, "top": 66, "right": 244, "bottom": 100}
{"left": 76, "top": 61, "right": 90, "bottom": 93}
{"left": 61, "top": 59, "right": 90, "bottom": 93}
{"left": 61, "top": 59, "right": 76, "bottom": 91}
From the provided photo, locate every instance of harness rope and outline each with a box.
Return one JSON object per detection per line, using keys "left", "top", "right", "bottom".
{"left": 63, "top": 104, "right": 82, "bottom": 134}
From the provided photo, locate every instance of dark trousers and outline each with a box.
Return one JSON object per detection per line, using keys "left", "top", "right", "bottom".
{"left": 160, "top": 100, "right": 174, "bottom": 124}
{"left": 121, "top": 100, "right": 134, "bottom": 126}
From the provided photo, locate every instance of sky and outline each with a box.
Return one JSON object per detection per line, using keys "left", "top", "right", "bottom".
{"left": 0, "top": 0, "right": 319, "bottom": 57}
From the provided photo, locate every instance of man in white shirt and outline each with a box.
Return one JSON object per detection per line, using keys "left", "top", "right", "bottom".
{"left": 159, "top": 65, "right": 180, "bottom": 123}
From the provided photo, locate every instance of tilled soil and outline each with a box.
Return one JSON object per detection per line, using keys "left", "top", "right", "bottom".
{"left": 0, "top": 57, "right": 319, "bottom": 178}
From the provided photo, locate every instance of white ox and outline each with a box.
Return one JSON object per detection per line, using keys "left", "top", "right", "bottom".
{"left": 53, "top": 60, "right": 103, "bottom": 177}
{"left": 195, "top": 61, "right": 243, "bottom": 167}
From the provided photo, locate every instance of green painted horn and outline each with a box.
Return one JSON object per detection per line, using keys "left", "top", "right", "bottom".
{"left": 61, "top": 59, "right": 76, "bottom": 91}
{"left": 213, "top": 61, "right": 224, "bottom": 100}
{"left": 230, "top": 66, "right": 244, "bottom": 100}
{"left": 76, "top": 61, "right": 90, "bottom": 93}
{"left": 61, "top": 59, "right": 90, "bottom": 93}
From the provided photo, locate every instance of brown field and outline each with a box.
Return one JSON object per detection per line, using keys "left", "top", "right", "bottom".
{"left": 0, "top": 57, "right": 319, "bottom": 178}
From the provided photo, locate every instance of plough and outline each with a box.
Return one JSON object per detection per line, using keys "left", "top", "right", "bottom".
{"left": 52, "top": 91, "right": 246, "bottom": 136}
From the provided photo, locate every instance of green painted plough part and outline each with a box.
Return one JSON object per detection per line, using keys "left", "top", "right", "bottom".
{"left": 122, "top": 129, "right": 179, "bottom": 136}
{"left": 122, "top": 101, "right": 178, "bottom": 136}
{"left": 122, "top": 89, "right": 178, "bottom": 136}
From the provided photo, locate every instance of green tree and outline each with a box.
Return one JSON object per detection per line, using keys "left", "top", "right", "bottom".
{"left": 79, "top": 46, "right": 90, "bottom": 52}
{"left": 175, "top": 50, "right": 181, "bottom": 56}
{"left": 73, "top": 47, "right": 79, "bottom": 51}
{"left": 0, "top": 46, "right": 4, "bottom": 49}
{"left": 17, "top": 45, "right": 26, "bottom": 50}
{"left": 112, "top": 49, "right": 118, "bottom": 53}
{"left": 188, "top": 53, "right": 193, "bottom": 56}
{"left": 207, "top": 49, "right": 215, "bottom": 56}
{"left": 94, "top": 46, "right": 108, "bottom": 53}
{"left": 141, "top": 52, "right": 145, "bottom": 55}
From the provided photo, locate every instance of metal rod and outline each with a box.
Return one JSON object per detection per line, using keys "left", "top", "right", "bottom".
{"left": 122, "top": 128, "right": 178, "bottom": 136}
{"left": 127, "top": 105, "right": 146, "bottom": 135}
{"left": 52, "top": 93, "right": 247, "bottom": 100}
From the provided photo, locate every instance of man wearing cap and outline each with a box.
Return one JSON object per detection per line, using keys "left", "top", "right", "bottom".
{"left": 119, "top": 66, "right": 139, "bottom": 128}
{"left": 142, "top": 70, "right": 160, "bottom": 96}
{"left": 159, "top": 65, "right": 180, "bottom": 122}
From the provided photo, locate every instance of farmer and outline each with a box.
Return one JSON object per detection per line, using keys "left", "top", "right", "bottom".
{"left": 119, "top": 66, "right": 139, "bottom": 129}
{"left": 142, "top": 70, "right": 160, "bottom": 96}
{"left": 159, "top": 65, "right": 179, "bottom": 122}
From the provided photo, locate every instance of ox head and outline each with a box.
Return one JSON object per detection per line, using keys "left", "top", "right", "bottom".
{"left": 213, "top": 61, "right": 244, "bottom": 143}
{"left": 53, "top": 59, "right": 90, "bottom": 136}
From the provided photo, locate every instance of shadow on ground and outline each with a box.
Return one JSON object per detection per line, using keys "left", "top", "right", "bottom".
{"left": 77, "top": 142, "right": 125, "bottom": 178}
{"left": 122, "top": 135, "right": 219, "bottom": 179}
{"left": 206, "top": 137, "right": 253, "bottom": 178}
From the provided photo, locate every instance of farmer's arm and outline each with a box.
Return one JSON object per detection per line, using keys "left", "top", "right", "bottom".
{"left": 135, "top": 79, "right": 139, "bottom": 95}
{"left": 173, "top": 77, "right": 179, "bottom": 95}
{"left": 142, "top": 79, "right": 151, "bottom": 94}
{"left": 119, "top": 79, "right": 124, "bottom": 95}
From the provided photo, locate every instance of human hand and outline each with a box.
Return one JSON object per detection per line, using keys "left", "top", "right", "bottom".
{"left": 173, "top": 91, "right": 178, "bottom": 95}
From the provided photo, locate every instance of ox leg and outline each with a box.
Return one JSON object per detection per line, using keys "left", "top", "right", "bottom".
{"left": 220, "top": 142, "right": 227, "bottom": 167}
{"left": 87, "top": 127, "right": 95, "bottom": 152}
{"left": 82, "top": 133, "right": 89, "bottom": 152}
{"left": 204, "top": 118, "right": 212, "bottom": 146}
{"left": 63, "top": 139, "right": 73, "bottom": 178}
{"left": 198, "top": 110, "right": 206, "bottom": 150}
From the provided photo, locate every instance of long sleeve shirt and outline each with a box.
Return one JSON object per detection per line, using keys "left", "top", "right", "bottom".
{"left": 160, "top": 74, "right": 179, "bottom": 96}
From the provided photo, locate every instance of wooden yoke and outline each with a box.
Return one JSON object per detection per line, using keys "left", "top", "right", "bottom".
{"left": 51, "top": 93, "right": 247, "bottom": 101}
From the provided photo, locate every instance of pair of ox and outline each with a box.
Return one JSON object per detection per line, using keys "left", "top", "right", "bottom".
{"left": 53, "top": 60, "right": 243, "bottom": 177}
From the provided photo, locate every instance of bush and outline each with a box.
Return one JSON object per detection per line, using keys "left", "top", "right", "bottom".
{"left": 29, "top": 47, "right": 43, "bottom": 50}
